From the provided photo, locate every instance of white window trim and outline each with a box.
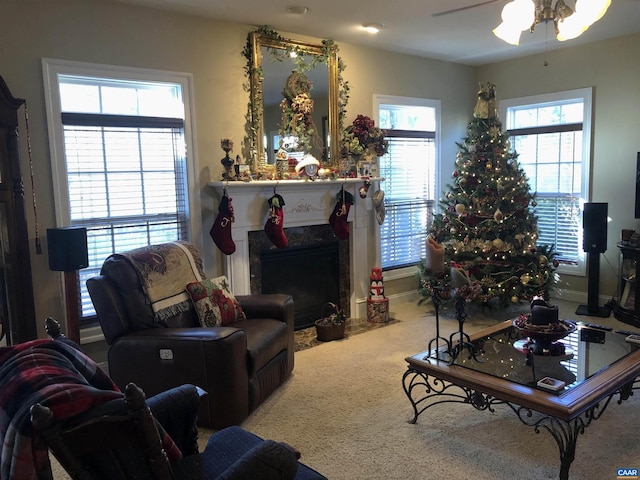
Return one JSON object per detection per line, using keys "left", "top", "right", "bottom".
{"left": 373, "top": 94, "right": 441, "bottom": 279}
{"left": 499, "top": 87, "right": 592, "bottom": 277}
{"left": 41, "top": 58, "right": 202, "bottom": 249}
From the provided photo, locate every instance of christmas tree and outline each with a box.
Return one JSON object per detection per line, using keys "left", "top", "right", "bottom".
{"left": 417, "top": 82, "right": 558, "bottom": 307}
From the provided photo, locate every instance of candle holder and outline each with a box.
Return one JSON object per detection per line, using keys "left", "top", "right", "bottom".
{"left": 425, "top": 286, "right": 451, "bottom": 360}
{"left": 220, "top": 139, "right": 234, "bottom": 180}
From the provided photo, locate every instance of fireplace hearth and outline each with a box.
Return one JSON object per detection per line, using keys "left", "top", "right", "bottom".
{"left": 249, "top": 225, "right": 350, "bottom": 329}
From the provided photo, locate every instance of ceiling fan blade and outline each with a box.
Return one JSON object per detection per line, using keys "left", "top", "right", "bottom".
{"left": 432, "top": 0, "right": 502, "bottom": 17}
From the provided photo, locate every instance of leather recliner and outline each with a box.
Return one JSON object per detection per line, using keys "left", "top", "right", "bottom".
{"left": 86, "top": 242, "right": 295, "bottom": 429}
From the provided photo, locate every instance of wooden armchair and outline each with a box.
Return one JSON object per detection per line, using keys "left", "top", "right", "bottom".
{"left": 31, "top": 382, "right": 326, "bottom": 480}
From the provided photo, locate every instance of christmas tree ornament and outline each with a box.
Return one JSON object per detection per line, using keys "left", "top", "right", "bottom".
{"left": 359, "top": 178, "right": 371, "bottom": 198}
{"left": 493, "top": 208, "right": 504, "bottom": 223}
{"left": 210, "top": 190, "right": 236, "bottom": 255}
{"left": 265, "top": 193, "right": 288, "bottom": 248}
{"left": 485, "top": 162, "right": 493, "bottom": 170}
{"left": 539, "top": 255, "right": 548, "bottom": 266}
{"left": 329, "top": 186, "right": 354, "bottom": 240}
{"left": 455, "top": 203, "right": 466, "bottom": 215}
{"left": 511, "top": 295, "right": 519, "bottom": 304}
{"left": 520, "top": 273, "right": 531, "bottom": 285}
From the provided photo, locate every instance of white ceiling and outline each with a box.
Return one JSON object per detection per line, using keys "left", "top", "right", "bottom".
{"left": 111, "top": 0, "right": 640, "bottom": 65}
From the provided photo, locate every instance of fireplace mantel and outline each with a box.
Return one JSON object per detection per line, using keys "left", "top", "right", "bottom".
{"left": 209, "top": 178, "right": 383, "bottom": 318}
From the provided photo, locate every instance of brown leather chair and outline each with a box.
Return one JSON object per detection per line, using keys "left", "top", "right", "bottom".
{"left": 86, "top": 242, "right": 295, "bottom": 429}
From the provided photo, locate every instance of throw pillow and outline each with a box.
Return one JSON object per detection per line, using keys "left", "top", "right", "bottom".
{"left": 186, "top": 276, "right": 246, "bottom": 327}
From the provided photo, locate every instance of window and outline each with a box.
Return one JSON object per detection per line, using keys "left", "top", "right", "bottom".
{"left": 501, "top": 88, "right": 592, "bottom": 276}
{"left": 375, "top": 96, "right": 439, "bottom": 271}
{"left": 43, "top": 59, "right": 198, "bottom": 322}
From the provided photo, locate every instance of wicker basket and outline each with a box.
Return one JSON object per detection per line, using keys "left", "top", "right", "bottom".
{"left": 315, "top": 302, "right": 346, "bottom": 342}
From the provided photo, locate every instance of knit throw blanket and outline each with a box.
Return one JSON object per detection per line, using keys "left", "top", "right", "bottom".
{"left": 0, "top": 339, "right": 123, "bottom": 480}
{"left": 117, "top": 241, "right": 205, "bottom": 322}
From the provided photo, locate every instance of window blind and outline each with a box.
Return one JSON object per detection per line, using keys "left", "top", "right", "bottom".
{"left": 511, "top": 129, "right": 582, "bottom": 265}
{"left": 379, "top": 136, "right": 436, "bottom": 269}
{"left": 62, "top": 117, "right": 187, "bottom": 318}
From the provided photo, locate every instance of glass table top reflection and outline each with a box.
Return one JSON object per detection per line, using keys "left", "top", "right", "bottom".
{"left": 434, "top": 323, "right": 638, "bottom": 395}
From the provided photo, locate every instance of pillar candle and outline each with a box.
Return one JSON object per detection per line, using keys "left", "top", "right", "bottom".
{"left": 425, "top": 236, "right": 445, "bottom": 273}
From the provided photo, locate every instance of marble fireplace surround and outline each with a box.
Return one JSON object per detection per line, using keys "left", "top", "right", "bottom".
{"left": 209, "top": 178, "right": 382, "bottom": 319}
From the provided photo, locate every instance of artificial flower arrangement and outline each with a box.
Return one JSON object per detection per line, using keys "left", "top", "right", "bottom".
{"left": 279, "top": 71, "right": 320, "bottom": 153}
{"left": 342, "top": 114, "right": 389, "bottom": 158}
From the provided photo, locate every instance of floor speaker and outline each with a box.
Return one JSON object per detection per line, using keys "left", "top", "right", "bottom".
{"left": 47, "top": 227, "right": 88, "bottom": 272}
{"left": 577, "top": 203, "right": 610, "bottom": 317}
{"left": 582, "top": 203, "right": 608, "bottom": 253}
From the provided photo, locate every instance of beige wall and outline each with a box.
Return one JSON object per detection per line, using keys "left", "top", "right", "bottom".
{"left": 477, "top": 33, "right": 640, "bottom": 302}
{"left": 1, "top": 0, "right": 474, "bottom": 341}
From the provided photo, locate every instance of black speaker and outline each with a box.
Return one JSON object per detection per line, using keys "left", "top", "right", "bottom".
{"left": 47, "top": 227, "right": 89, "bottom": 271}
{"left": 583, "top": 203, "right": 608, "bottom": 253}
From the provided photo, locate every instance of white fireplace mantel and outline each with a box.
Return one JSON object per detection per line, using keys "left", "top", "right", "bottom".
{"left": 209, "top": 178, "right": 383, "bottom": 318}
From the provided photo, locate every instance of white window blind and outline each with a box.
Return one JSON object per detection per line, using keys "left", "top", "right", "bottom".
{"left": 511, "top": 129, "right": 582, "bottom": 265}
{"left": 503, "top": 88, "right": 591, "bottom": 276}
{"left": 62, "top": 115, "right": 188, "bottom": 318}
{"left": 379, "top": 134, "right": 436, "bottom": 269}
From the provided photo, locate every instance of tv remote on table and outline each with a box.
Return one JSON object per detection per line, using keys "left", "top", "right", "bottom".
{"left": 625, "top": 334, "right": 640, "bottom": 345}
{"left": 573, "top": 321, "right": 612, "bottom": 331}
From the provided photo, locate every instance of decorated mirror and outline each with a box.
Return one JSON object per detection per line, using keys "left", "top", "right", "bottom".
{"left": 244, "top": 28, "right": 344, "bottom": 173}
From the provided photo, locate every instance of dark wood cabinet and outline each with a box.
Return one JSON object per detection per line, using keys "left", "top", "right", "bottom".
{"left": 0, "top": 75, "right": 37, "bottom": 344}
{"left": 614, "top": 242, "right": 640, "bottom": 328}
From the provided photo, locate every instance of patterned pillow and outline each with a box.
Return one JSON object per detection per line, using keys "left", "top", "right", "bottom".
{"left": 185, "top": 276, "right": 246, "bottom": 327}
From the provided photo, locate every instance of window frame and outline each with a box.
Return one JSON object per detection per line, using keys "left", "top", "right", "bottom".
{"left": 42, "top": 59, "right": 201, "bottom": 334}
{"left": 374, "top": 94, "right": 441, "bottom": 281}
{"left": 499, "top": 87, "right": 592, "bottom": 277}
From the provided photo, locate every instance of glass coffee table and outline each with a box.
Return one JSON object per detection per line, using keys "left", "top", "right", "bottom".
{"left": 403, "top": 320, "right": 640, "bottom": 480}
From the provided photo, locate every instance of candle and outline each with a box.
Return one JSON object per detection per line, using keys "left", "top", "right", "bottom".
{"left": 425, "top": 236, "right": 445, "bottom": 273}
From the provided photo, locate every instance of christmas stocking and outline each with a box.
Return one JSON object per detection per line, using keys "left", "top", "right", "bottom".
{"left": 329, "top": 188, "right": 354, "bottom": 240}
{"left": 372, "top": 189, "right": 386, "bottom": 225}
{"left": 265, "top": 193, "right": 288, "bottom": 248}
{"left": 210, "top": 192, "right": 236, "bottom": 255}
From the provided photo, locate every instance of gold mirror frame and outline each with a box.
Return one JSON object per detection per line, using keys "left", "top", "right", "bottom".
{"left": 243, "top": 28, "right": 347, "bottom": 173}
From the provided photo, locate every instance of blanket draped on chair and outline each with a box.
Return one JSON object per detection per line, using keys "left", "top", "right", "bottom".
{"left": 112, "top": 241, "right": 205, "bottom": 322}
{"left": 0, "top": 339, "right": 123, "bottom": 480}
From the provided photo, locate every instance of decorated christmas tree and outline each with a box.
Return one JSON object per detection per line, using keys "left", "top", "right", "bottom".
{"left": 417, "top": 82, "right": 558, "bottom": 307}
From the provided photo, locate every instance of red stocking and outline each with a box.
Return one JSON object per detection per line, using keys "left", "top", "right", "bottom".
{"left": 210, "top": 193, "right": 236, "bottom": 255}
{"left": 329, "top": 188, "right": 354, "bottom": 240}
{"left": 265, "top": 194, "right": 288, "bottom": 248}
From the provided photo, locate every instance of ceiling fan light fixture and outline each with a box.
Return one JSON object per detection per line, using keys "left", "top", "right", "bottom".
{"left": 493, "top": 0, "right": 535, "bottom": 45}
{"left": 362, "top": 23, "right": 383, "bottom": 34}
{"left": 493, "top": 0, "right": 611, "bottom": 45}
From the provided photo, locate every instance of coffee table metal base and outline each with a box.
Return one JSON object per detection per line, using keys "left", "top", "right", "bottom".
{"left": 402, "top": 368, "right": 637, "bottom": 480}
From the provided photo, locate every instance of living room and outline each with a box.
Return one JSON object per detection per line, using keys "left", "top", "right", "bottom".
{"left": 2, "top": 0, "right": 640, "bottom": 478}
{"left": 2, "top": 0, "right": 639, "bottom": 351}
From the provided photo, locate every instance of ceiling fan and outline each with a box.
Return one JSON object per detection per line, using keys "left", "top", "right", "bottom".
{"left": 432, "top": 0, "right": 504, "bottom": 17}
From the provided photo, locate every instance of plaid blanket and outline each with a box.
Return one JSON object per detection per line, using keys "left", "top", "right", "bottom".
{"left": 0, "top": 339, "right": 180, "bottom": 479}
{"left": 0, "top": 339, "right": 121, "bottom": 479}
{"left": 113, "top": 241, "right": 204, "bottom": 323}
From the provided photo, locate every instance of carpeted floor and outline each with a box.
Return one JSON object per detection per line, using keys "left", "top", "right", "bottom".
{"left": 227, "top": 298, "right": 640, "bottom": 480}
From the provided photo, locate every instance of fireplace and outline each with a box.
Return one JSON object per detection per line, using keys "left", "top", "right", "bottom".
{"left": 209, "top": 178, "right": 382, "bottom": 320}
{"left": 249, "top": 225, "right": 350, "bottom": 329}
